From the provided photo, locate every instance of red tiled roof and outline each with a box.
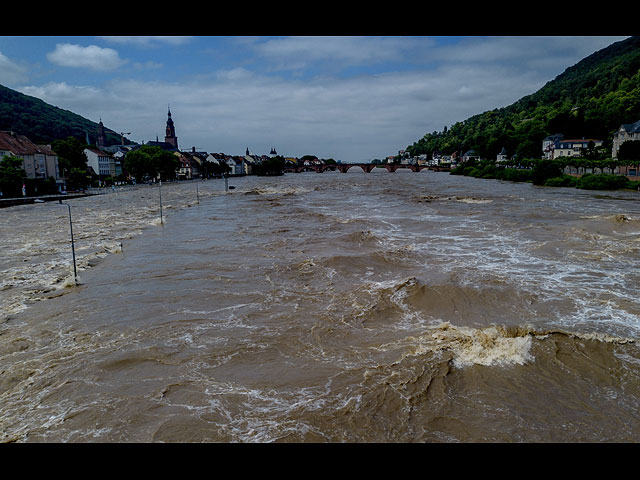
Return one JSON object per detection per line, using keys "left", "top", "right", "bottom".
{"left": 85, "top": 146, "right": 111, "bottom": 156}
{"left": 0, "top": 131, "right": 49, "bottom": 155}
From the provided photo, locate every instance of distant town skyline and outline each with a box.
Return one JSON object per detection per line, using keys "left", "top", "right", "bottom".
{"left": 0, "top": 36, "right": 629, "bottom": 162}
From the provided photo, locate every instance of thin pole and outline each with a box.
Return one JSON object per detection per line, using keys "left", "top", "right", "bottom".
{"left": 59, "top": 200, "right": 78, "bottom": 285}
{"left": 159, "top": 180, "right": 163, "bottom": 225}
{"left": 196, "top": 182, "right": 199, "bottom": 204}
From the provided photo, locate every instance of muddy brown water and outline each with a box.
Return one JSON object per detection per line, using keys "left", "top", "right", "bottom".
{"left": 1, "top": 171, "right": 639, "bottom": 442}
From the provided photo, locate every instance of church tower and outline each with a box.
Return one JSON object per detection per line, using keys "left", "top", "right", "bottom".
{"left": 164, "top": 107, "right": 178, "bottom": 150}
{"left": 96, "top": 118, "right": 106, "bottom": 149}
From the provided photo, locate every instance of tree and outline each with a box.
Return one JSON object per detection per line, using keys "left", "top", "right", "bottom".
{"left": 123, "top": 145, "right": 180, "bottom": 181}
{"left": 254, "top": 155, "right": 285, "bottom": 176}
{"left": 67, "top": 168, "right": 91, "bottom": 191}
{"left": 515, "top": 139, "right": 540, "bottom": 160}
{"left": 51, "top": 136, "right": 88, "bottom": 172}
{"left": 155, "top": 149, "right": 180, "bottom": 181}
{"left": 0, "top": 156, "right": 26, "bottom": 197}
{"left": 51, "top": 136, "right": 90, "bottom": 189}
{"left": 531, "top": 160, "right": 563, "bottom": 185}
{"left": 124, "top": 148, "right": 155, "bottom": 181}
{"left": 618, "top": 140, "right": 640, "bottom": 162}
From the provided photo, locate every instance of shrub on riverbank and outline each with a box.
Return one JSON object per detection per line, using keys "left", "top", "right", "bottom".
{"left": 495, "top": 168, "right": 532, "bottom": 182}
{"left": 531, "top": 161, "right": 563, "bottom": 186}
{"left": 544, "top": 175, "right": 579, "bottom": 187}
{"left": 451, "top": 161, "right": 533, "bottom": 182}
{"left": 451, "top": 159, "right": 640, "bottom": 191}
{"left": 575, "top": 173, "right": 634, "bottom": 190}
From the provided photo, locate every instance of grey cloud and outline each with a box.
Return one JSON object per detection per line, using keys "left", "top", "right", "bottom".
{"left": 18, "top": 37, "right": 629, "bottom": 161}
{"left": 0, "top": 51, "right": 29, "bottom": 86}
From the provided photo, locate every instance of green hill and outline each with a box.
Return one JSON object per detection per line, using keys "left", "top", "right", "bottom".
{"left": 406, "top": 36, "right": 640, "bottom": 160}
{"left": 0, "top": 83, "right": 127, "bottom": 147}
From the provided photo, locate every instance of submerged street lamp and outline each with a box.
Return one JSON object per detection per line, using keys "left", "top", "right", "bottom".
{"left": 39, "top": 198, "right": 79, "bottom": 285}
{"left": 57, "top": 199, "right": 78, "bottom": 286}
{"left": 159, "top": 180, "right": 163, "bottom": 225}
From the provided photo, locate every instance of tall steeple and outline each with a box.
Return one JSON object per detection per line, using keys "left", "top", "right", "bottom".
{"left": 164, "top": 106, "right": 178, "bottom": 150}
{"left": 96, "top": 118, "right": 106, "bottom": 149}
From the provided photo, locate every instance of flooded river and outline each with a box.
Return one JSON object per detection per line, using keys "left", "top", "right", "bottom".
{"left": 1, "top": 170, "right": 639, "bottom": 442}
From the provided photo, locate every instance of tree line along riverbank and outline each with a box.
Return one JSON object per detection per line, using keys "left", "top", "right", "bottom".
{"left": 451, "top": 158, "right": 640, "bottom": 191}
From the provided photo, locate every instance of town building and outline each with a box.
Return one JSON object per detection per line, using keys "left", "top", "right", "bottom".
{"left": 176, "top": 148, "right": 210, "bottom": 179}
{"left": 176, "top": 152, "right": 200, "bottom": 179}
{"left": 497, "top": 147, "right": 508, "bottom": 162}
{"left": 102, "top": 145, "right": 132, "bottom": 177}
{"left": 542, "top": 134, "right": 564, "bottom": 159}
{"left": 462, "top": 150, "right": 480, "bottom": 162}
{"left": 243, "top": 152, "right": 256, "bottom": 175}
{"left": 416, "top": 154, "right": 429, "bottom": 166}
{"left": 164, "top": 107, "right": 178, "bottom": 150}
{"left": 206, "top": 153, "right": 225, "bottom": 166}
{"left": 0, "top": 130, "right": 63, "bottom": 190}
{"left": 84, "top": 146, "right": 115, "bottom": 178}
{"left": 96, "top": 118, "right": 107, "bottom": 149}
{"left": 612, "top": 119, "right": 640, "bottom": 159}
{"left": 549, "top": 138, "right": 603, "bottom": 159}
{"left": 146, "top": 108, "right": 179, "bottom": 152}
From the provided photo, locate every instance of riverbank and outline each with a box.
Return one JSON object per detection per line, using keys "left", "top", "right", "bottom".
{"left": 451, "top": 160, "right": 640, "bottom": 191}
{"left": 0, "top": 183, "right": 163, "bottom": 208}
{"left": 0, "top": 192, "right": 97, "bottom": 208}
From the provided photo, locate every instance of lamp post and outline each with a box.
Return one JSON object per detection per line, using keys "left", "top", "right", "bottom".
{"left": 159, "top": 179, "right": 163, "bottom": 225}
{"left": 57, "top": 199, "right": 78, "bottom": 286}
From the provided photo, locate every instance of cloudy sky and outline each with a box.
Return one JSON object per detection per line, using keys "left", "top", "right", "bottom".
{"left": 0, "top": 36, "right": 629, "bottom": 162}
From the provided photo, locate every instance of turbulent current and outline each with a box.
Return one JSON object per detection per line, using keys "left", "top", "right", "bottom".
{"left": 1, "top": 170, "right": 639, "bottom": 442}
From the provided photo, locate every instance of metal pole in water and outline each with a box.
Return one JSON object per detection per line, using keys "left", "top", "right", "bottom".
{"left": 196, "top": 182, "right": 199, "bottom": 204}
{"left": 58, "top": 199, "right": 78, "bottom": 285}
{"left": 159, "top": 180, "right": 163, "bottom": 225}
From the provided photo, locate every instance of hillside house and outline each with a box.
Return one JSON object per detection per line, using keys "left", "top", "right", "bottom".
{"left": 612, "top": 119, "right": 640, "bottom": 159}
{"left": 542, "top": 134, "right": 564, "bottom": 159}
{"left": 550, "top": 138, "right": 603, "bottom": 159}
{"left": 462, "top": 150, "right": 480, "bottom": 162}
{"left": 497, "top": 147, "right": 508, "bottom": 162}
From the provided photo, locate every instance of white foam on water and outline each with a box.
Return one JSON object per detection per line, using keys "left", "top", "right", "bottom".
{"left": 422, "top": 323, "right": 535, "bottom": 368}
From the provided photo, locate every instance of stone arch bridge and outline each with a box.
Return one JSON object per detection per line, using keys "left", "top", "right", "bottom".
{"left": 283, "top": 163, "right": 450, "bottom": 173}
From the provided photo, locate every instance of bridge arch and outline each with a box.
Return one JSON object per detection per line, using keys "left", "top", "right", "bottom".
{"left": 283, "top": 163, "right": 445, "bottom": 173}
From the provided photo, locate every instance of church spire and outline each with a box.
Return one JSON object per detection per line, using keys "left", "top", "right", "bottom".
{"left": 164, "top": 106, "right": 178, "bottom": 150}
{"left": 96, "top": 117, "right": 106, "bottom": 148}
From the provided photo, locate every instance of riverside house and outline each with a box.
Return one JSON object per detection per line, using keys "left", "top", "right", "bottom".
{"left": 613, "top": 119, "right": 640, "bottom": 177}
{"left": 550, "top": 138, "right": 604, "bottom": 159}
{"left": 612, "top": 119, "right": 640, "bottom": 159}
{"left": 0, "top": 130, "right": 63, "bottom": 191}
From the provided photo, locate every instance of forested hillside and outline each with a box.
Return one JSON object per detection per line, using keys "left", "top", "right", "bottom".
{"left": 406, "top": 36, "right": 640, "bottom": 160}
{"left": 0, "top": 84, "right": 124, "bottom": 146}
